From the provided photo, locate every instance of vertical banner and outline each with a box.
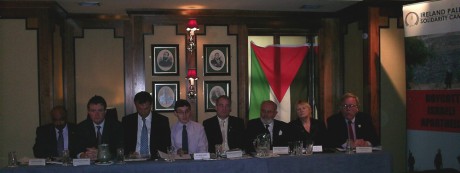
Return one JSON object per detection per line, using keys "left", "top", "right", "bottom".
{"left": 404, "top": 0, "right": 460, "bottom": 172}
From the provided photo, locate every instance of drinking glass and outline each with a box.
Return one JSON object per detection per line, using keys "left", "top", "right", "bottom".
{"left": 288, "top": 142, "right": 295, "bottom": 156}
{"left": 215, "top": 144, "right": 223, "bottom": 159}
{"left": 346, "top": 139, "right": 354, "bottom": 154}
{"left": 8, "top": 151, "right": 18, "bottom": 167}
{"left": 295, "top": 141, "right": 303, "bottom": 156}
{"left": 115, "top": 148, "right": 125, "bottom": 164}
{"left": 166, "top": 146, "right": 175, "bottom": 162}
{"left": 61, "top": 150, "right": 71, "bottom": 166}
{"left": 305, "top": 141, "right": 314, "bottom": 155}
{"left": 97, "top": 144, "right": 112, "bottom": 163}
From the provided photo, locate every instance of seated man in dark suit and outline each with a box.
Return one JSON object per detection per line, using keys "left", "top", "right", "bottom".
{"left": 326, "top": 93, "right": 379, "bottom": 148}
{"left": 33, "top": 106, "right": 77, "bottom": 158}
{"left": 75, "top": 95, "right": 123, "bottom": 159}
{"left": 122, "top": 91, "right": 171, "bottom": 158}
{"left": 246, "top": 100, "right": 291, "bottom": 152}
{"left": 203, "top": 95, "right": 245, "bottom": 153}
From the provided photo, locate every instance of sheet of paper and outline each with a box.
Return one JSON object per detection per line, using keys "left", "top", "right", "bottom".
{"left": 193, "top": 153, "right": 210, "bottom": 160}
{"left": 158, "top": 151, "right": 191, "bottom": 160}
{"left": 313, "top": 145, "right": 323, "bottom": 152}
{"left": 73, "top": 158, "right": 90, "bottom": 166}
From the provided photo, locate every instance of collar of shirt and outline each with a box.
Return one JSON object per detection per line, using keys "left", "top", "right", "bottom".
{"left": 55, "top": 124, "right": 68, "bottom": 138}
{"left": 344, "top": 117, "right": 356, "bottom": 124}
{"left": 138, "top": 112, "right": 152, "bottom": 125}
{"left": 179, "top": 121, "right": 191, "bottom": 128}
{"left": 93, "top": 120, "right": 105, "bottom": 135}
{"left": 261, "top": 119, "right": 274, "bottom": 129}
{"left": 218, "top": 116, "right": 228, "bottom": 126}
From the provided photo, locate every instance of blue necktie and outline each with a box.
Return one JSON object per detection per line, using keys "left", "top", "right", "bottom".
{"left": 140, "top": 118, "right": 149, "bottom": 156}
{"left": 57, "top": 128, "right": 64, "bottom": 156}
{"left": 182, "top": 125, "right": 188, "bottom": 152}
{"left": 96, "top": 126, "right": 102, "bottom": 145}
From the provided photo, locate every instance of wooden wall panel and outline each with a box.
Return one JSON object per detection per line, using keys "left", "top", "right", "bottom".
{"left": 366, "top": 7, "right": 381, "bottom": 136}
{"left": 319, "top": 18, "right": 342, "bottom": 123}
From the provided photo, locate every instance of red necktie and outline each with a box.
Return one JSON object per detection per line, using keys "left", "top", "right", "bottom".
{"left": 347, "top": 121, "right": 355, "bottom": 140}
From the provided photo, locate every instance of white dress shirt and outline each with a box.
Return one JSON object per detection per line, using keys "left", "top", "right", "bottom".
{"left": 218, "top": 117, "right": 229, "bottom": 151}
{"left": 261, "top": 120, "right": 274, "bottom": 143}
{"left": 93, "top": 120, "right": 105, "bottom": 136}
{"left": 171, "top": 121, "right": 208, "bottom": 154}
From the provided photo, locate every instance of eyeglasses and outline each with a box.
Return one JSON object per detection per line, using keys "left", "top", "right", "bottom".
{"left": 341, "top": 104, "right": 358, "bottom": 109}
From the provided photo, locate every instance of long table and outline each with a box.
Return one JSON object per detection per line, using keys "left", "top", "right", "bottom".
{"left": 0, "top": 151, "right": 392, "bottom": 173}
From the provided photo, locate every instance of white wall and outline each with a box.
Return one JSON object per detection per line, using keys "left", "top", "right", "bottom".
{"left": 75, "top": 29, "right": 125, "bottom": 122}
{"left": 0, "top": 19, "right": 39, "bottom": 166}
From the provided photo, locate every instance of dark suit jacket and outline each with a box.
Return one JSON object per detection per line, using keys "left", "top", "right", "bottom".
{"left": 122, "top": 112, "right": 171, "bottom": 155}
{"left": 289, "top": 118, "right": 326, "bottom": 146}
{"left": 203, "top": 115, "right": 245, "bottom": 152}
{"left": 326, "top": 112, "right": 379, "bottom": 148}
{"left": 75, "top": 118, "right": 123, "bottom": 157}
{"left": 246, "top": 118, "right": 291, "bottom": 152}
{"left": 33, "top": 123, "right": 77, "bottom": 158}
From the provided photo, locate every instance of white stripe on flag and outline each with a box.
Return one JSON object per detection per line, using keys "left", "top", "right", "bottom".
{"left": 269, "top": 87, "right": 291, "bottom": 123}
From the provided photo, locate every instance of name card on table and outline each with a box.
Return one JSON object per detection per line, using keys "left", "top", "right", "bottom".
{"left": 313, "top": 145, "right": 323, "bottom": 152}
{"left": 355, "top": 147, "right": 373, "bottom": 153}
{"left": 28, "top": 159, "right": 46, "bottom": 166}
{"left": 272, "top": 147, "right": 289, "bottom": 154}
{"left": 193, "top": 153, "right": 210, "bottom": 160}
{"left": 226, "top": 150, "right": 243, "bottom": 158}
{"left": 73, "top": 158, "right": 91, "bottom": 166}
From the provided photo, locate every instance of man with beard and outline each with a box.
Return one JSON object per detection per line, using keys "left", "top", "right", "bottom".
{"left": 246, "top": 100, "right": 291, "bottom": 152}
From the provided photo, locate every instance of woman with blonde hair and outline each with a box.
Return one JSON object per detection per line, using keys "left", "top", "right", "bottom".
{"left": 289, "top": 100, "right": 326, "bottom": 146}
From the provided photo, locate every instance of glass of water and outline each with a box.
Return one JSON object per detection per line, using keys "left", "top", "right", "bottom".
{"left": 8, "top": 151, "right": 18, "bottom": 167}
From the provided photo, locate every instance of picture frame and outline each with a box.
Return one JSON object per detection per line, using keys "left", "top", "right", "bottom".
{"left": 204, "top": 81, "right": 231, "bottom": 112}
{"left": 152, "top": 81, "right": 179, "bottom": 112}
{"left": 152, "top": 44, "right": 179, "bottom": 75}
{"left": 203, "top": 44, "right": 230, "bottom": 75}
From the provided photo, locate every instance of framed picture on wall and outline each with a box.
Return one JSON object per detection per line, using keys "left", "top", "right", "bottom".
{"left": 204, "top": 80, "right": 231, "bottom": 112}
{"left": 152, "top": 44, "right": 179, "bottom": 75}
{"left": 203, "top": 44, "right": 230, "bottom": 75}
{"left": 152, "top": 81, "right": 179, "bottom": 112}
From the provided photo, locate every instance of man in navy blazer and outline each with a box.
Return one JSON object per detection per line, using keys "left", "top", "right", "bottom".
{"left": 246, "top": 100, "right": 291, "bottom": 152}
{"left": 326, "top": 93, "right": 379, "bottom": 148}
{"left": 33, "top": 106, "right": 78, "bottom": 158}
{"left": 122, "top": 91, "right": 171, "bottom": 158}
{"left": 75, "top": 95, "right": 123, "bottom": 159}
{"left": 203, "top": 95, "right": 245, "bottom": 153}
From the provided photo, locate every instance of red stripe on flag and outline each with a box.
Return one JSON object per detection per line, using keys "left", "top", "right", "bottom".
{"left": 250, "top": 43, "right": 309, "bottom": 102}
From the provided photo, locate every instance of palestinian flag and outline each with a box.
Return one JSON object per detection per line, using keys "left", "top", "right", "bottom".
{"left": 249, "top": 42, "right": 310, "bottom": 122}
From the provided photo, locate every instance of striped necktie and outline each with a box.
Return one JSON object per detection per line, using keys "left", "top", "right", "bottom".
{"left": 96, "top": 125, "right": 102, "bottom": 145}
{"left": 140, "top": 118, "right": 149, "bottom": 156}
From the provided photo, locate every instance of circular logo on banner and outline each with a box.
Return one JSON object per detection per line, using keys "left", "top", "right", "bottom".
{"left": 405, "top": 12, "right": 419, "bottom": 27}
